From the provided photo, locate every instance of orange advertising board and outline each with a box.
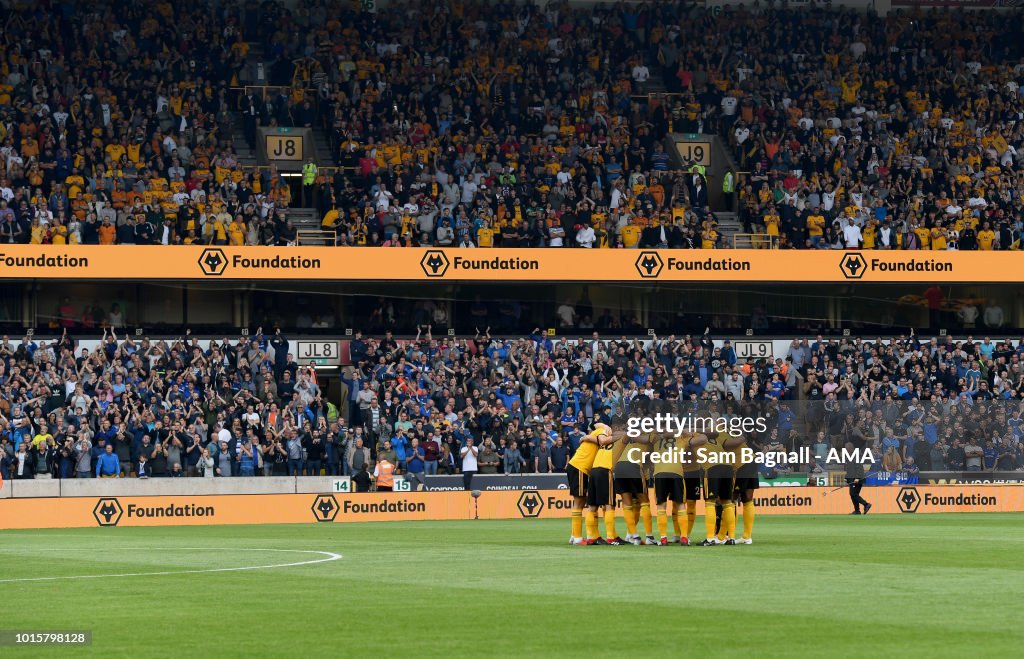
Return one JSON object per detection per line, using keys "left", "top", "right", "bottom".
{"left": 486, "top": 485, "right": 1024, "bottom": 519}
{"left": 0, "top": 486, "right": 1021, "bottom": 529}
{"left": 0, "top": 245, "right": 1018, "bottom": 282}
{"left": 0, "top": 492, "right": 472, "bottom": 529}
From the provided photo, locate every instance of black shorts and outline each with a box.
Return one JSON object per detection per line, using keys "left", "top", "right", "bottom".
{"left": 654, "top": 474, "right": 685, "bottom": 505}
{"left": 735, "top": 476, "right": 760, "bottom": 493}
{"left": 684, "top": 475, "right": 702, "bottom": 501}
{"left": 566, "top": 464, "right": 589, "bottom": 499}
{"left": 705, "top": 470, "right": 736, "bottom": 501}
{"left": 587, "top": 467, "right": 614, "bottom": 507}
{"left": 614, "top": 460, "right": 643, "bottom": 479}
{"left": 614, "top": 476, "right": 646, "bottom": 496}
{"left": 736, "top": 463, "right": 759, "bottom": 479}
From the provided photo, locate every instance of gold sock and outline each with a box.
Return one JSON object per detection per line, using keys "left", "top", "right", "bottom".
{"left": 604, "top": 510, "right": 617, "bottom": 540}
{"left": 640, "top": 502, "right": 653, "bottom": 536}
{"left": 743, "top": 501, "right": 755, "bottom": 540}
{"left": 571, "top": 511, "right": 583, "bottom": 539}
{"left": 585, "top": 511, "right": 599, "bottom": 540}
{"left": 686, "top": 500, "right": 697, "bottom": 537}
{"left": 656, "top": 510, "right": 668, "bottom": 538}
{"left": 719, "top": 503, "right": 736, "bottom": 540}
{"left": 623, "top": 504, "right": 638, "bottom": 537}
{"left": 674, "top": 510, "right": 686, "bottom": 538}
{"left": 705, "top": 502, "right": 718, "bottom": 540}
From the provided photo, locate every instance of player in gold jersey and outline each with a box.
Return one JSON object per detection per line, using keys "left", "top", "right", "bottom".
{"left": 566, "top": 422, "right": 615, "bottom": 545}
{"left": 733, "top": 435, "right": 759, "bottom": 544}
{"left": 652, "top": 430, "right": 707, "bottom": 546}
{"left": 613, "top": 430, "right": 655, "bottom": 545}
{"left": 693, "top": 428, "right": 745, "bottom": 545}
{"left": 588, "top": 435, "right": 624, "bottom": 545}
{"left": 681, "top": 432, "right": 704, "bottom": 541}
{"left": 714, "top": 433, "right": 754, "bottom": 544}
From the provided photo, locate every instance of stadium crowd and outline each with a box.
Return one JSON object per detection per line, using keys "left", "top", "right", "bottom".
{"left": 2, "top": 2, "right": 1024, "bottom": 249}
{"left": 0, "top": 0, "right": 299, "bottom": 247}
{"left": 2, "top": 327, "right": 1023, "bottom": 482}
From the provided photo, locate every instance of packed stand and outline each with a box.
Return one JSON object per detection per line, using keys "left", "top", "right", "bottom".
{"left": 302, "top": 2, "right": 1024, "bottom": 249}
{"left": 5, "top": 2, "right": 1024, "bottom": 250}
{"left": 0, "top": 0, "right": 298, "bottom": 247}
{"left": 2, "top": 326, "right": 1023, "bottom": 483}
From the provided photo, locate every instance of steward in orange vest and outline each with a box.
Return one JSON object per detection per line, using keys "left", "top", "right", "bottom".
{"left": 375, "top": 459, "right": 395, "bottom": 491}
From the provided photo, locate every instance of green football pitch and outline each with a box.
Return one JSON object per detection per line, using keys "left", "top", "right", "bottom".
{"left": 2, "top": 514, "right": 1023, "bottom": 658}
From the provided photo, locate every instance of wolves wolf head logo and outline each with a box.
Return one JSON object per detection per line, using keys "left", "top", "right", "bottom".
{"left": 839, "top": 253, "right": 867, "bottom": 279}
{"left": 634, "top": 251, "right": 664, "bottom": 278}
{"left": 419, "top": 250, "right": 450, "bottom": 277}
{"left": 93, "top": 498, "right": 124, "bottom": 526}
{"left": 425, "top": 254, "right": 445, "bottom": 272}
{"left": 311, "top": 495, "right": 340, "bottom": 522}
{"left": 517, "top": 490, "right": 544, "bottom": 517}
{"left": 197, "top": 248, "right": 228, "bottom": 276}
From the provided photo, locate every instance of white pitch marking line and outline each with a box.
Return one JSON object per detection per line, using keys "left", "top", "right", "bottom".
{"left": 0, "top": 548, "right": 342, "bottom": 584}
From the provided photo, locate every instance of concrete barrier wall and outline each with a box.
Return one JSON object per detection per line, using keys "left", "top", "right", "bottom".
{"left": 2, "top": 476, "right": 343, "bottom": 499}
{"left": 4, "top": 479, "right": 62, "bottom": 499}
{"left": 294, "top": 477, "right": 347, "bottom": 494}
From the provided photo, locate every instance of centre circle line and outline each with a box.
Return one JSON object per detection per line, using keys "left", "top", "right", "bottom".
{"left": 0, "top": 547, "right": 342, "bottom": 584}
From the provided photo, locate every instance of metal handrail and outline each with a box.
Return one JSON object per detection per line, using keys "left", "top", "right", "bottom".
{"left": 296, "top": 229, "right": 336, "bottom": 246}
{"left": 732, "top": 233, "right": 779, "bottom": 249}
